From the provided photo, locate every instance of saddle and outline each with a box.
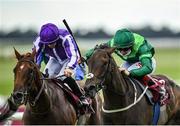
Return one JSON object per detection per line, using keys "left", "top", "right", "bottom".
{"left": 51, "top": 79, "right": 93, "bottom": 116}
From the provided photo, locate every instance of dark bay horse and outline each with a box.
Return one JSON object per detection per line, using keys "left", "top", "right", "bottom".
{"left": 0, "top": 49, "right": 101, "bottom": 125}
{"left": 84, "top": 47, "right": 180, "bottom": 124}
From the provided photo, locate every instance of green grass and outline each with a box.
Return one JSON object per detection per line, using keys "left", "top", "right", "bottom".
{"left": 0, "top": 48, "right": 180, "bottom": 96}
{"left": 155, "top": 48, "right": 180, "bottom": 80}
{"left": 0, "top": 57, "right": 15, "bottom": 96}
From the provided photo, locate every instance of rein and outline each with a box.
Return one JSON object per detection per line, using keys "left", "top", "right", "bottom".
{"left": 30, "top": 82, "right": 45, "bottom": 106}
{"left": 102, "top": 78, "right": 148, "bottom": 113}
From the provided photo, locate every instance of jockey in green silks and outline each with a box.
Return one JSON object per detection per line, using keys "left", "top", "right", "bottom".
{"left": 85, "top": 29, "right": 166, "bottom": 101}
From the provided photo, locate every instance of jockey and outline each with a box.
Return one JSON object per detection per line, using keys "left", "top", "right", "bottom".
{"left": 85, "top": 28, "right": 166, "bottom": 101}
{"left": 33, "top": 23, "right": 89, "bottom": 108}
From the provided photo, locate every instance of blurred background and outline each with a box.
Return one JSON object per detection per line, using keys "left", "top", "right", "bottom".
{"left": 0, "top": 0, "right": 180, "bottom": 98}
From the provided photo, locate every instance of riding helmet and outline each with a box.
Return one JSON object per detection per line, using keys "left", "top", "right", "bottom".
{"left": 39, "top": 23, "right": 60, "bottom": 44}
{"left": 113, "top": 29, "right": 134, "bottom": 48}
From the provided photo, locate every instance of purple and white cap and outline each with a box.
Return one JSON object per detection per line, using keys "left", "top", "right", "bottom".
{"left": 39, "top": 23, "right": 60, "bottom": 44}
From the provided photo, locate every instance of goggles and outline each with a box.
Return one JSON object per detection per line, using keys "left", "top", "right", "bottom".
{"left": 117, "top": 47, "right": 132, "bottom": 56}
{"left": 117, "top": 46, "right": 132, "bottom": 51}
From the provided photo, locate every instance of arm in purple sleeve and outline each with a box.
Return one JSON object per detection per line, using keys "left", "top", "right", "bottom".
{"left": 63, "top": 35, "right": 78, "bottom": 69}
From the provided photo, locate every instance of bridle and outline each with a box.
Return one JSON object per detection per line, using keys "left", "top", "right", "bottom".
{"left": 10, "top": 59, "right": 45, "bottom": 107}
{"left": 85, "top": 52, "right": 113, "bottom": 95}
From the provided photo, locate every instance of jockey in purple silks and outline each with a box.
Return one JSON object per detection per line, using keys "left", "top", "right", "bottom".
{"left": 33, "top": 23, "right": 89, "bottom": 108}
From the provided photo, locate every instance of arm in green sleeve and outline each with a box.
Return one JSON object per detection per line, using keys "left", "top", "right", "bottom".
{"left": 85, "top": 48, "right": 95, "bottom": 60}
{"left": 130, "top": 57, "right": 153, "bottom": 77}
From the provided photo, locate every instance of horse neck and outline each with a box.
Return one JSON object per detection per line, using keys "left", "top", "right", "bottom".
{"left": 102, "top": 60, "right": 131, "bottom": 107}
{"left": 104, "top": 66, "right": 129, "bottom": 95}
{"left": 28, "top": 68, "right": 50, "bottom": 113}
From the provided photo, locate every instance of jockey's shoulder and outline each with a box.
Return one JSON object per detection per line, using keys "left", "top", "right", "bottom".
{"left": 138, "top": 41, "right": 154, "bottom": 54}
{"left": 58, "top": 28, "right": 71, "bottom": 37}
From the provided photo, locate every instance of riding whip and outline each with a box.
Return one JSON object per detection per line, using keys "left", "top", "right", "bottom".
{"left": 62, "top": 19, "right": 82, "bottom": 58}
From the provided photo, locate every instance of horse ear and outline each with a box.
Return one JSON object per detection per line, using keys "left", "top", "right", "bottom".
{"left": 31, "top": 48, "right": 36, "bottom": 59}
{"left": 106, "top": 47, "right": 116, "bottom": 54}
{"left": 14, "top": 47, "right": 22, "bottom": 60}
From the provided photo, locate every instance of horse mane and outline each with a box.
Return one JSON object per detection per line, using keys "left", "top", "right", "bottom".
{"left": 94, "top": 43, "right": 110, "bottom": 50}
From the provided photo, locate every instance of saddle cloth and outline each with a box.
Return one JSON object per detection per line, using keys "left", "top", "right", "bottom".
{"left": 132, "top": 77, "right": 171, "bottom": 106}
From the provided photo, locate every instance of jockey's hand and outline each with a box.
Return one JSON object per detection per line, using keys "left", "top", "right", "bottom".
{"left": 64, "top": 67, "right": 74, "bottom": 77}
{"left": 78, "top": 59, "right": 82, "bottom": 64}
{"left": 119, "top": 67, "right": 130, "bottom": 76}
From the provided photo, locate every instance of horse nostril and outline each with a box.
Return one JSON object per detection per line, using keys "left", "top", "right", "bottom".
{"left": 84, "top": 85, "right": 96, "bottom": 94}
{"left": 14, "top": 92, "right": 23, "bottom": 99}
{"left": 84, "top": 86, "right": 88, "bottom": 92}
{"left": 89, "top": 85, "right": 96, "bottom": 91}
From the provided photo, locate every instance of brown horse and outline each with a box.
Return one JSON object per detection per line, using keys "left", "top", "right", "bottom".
{"left": 0, "top": 49, "right": 101, "bottom": 125}
{"left": 84, "top": 47, "right": 180, "bottom": 125}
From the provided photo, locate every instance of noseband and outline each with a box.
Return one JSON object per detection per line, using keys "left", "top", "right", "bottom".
{"left": 11, "top": 59, "right": 44, "bottom": 106}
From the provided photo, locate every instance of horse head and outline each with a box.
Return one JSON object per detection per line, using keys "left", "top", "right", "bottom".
{"left": 84, "top": 47, "right": 117, "bottom": 98}
{"left": 0, "top": 48, "right": 41, "bottom": 122}
{"left": 10, "top": 48, "right": 41, "bottom": 107}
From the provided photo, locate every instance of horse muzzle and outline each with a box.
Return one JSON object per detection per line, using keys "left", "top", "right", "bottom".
{"left": 84, "top": 84, "right": 97, "bottom": 98}
{"left": 10, "top": 90, "right": 28, "bottom": 106}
